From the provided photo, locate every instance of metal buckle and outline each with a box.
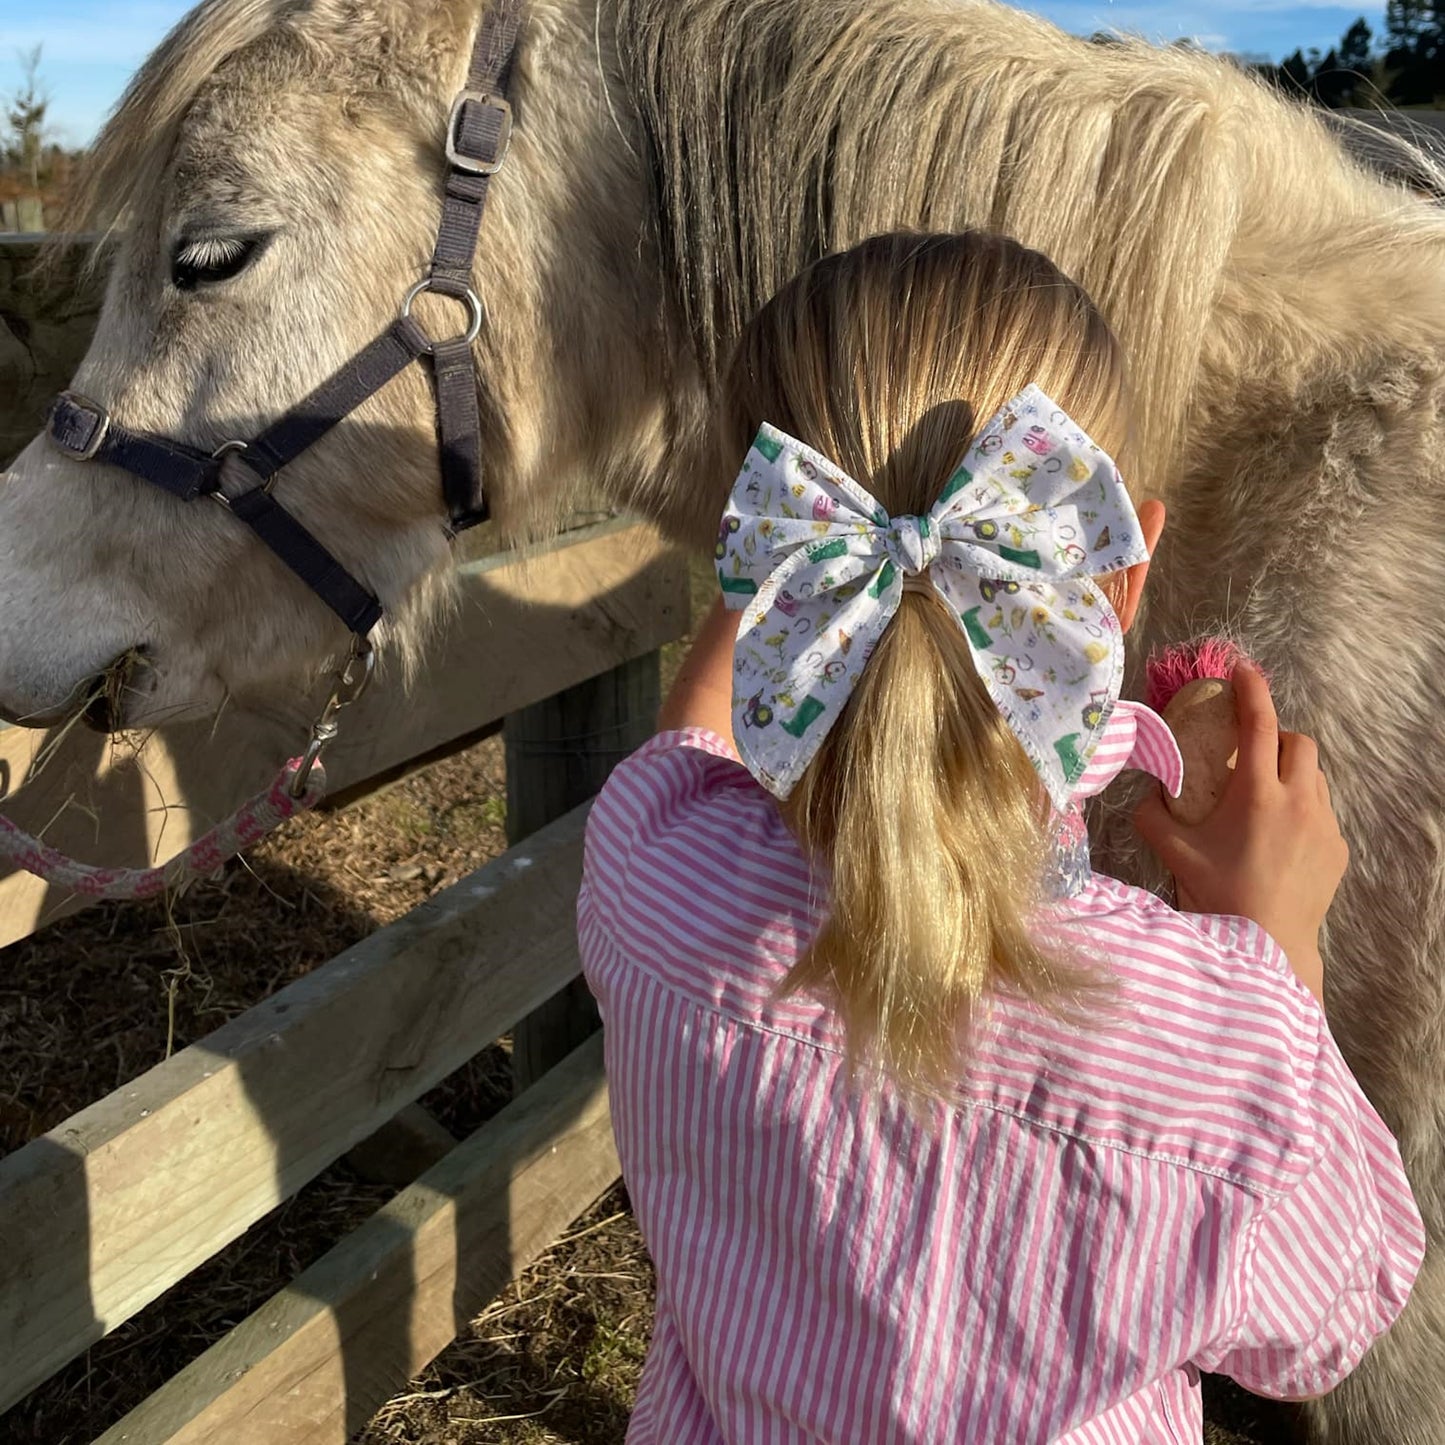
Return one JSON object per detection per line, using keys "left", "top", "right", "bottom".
{"left": 446, "top": 90, "right": 513, "bottom": 176}
{"left": 49, "top": 392, "right": 111, "bottom": 462}
{"left": 210, "top": 441, "right": 277, "bottom": 510}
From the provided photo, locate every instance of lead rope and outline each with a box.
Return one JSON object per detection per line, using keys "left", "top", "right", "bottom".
{"left": 0, "top": 762, "right": 326, "bottom": 903}
{"left": 0, "top": 638, "right": 373, "bottom": 903}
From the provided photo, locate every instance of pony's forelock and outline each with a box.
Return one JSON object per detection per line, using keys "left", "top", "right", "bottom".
{"left": 55, "top": 0, "right": 307, "bottom": 247}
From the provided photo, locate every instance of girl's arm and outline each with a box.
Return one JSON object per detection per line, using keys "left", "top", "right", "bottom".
{"left": 657, "top": 595, "right": 739, "bottom": 752}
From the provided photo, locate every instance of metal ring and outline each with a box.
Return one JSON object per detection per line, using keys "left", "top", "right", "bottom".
{"left": 400, "top": 279, "right": 485, "bottom": 350}
{"left": 211, "top": 440, "right": 277, "bottom": 506}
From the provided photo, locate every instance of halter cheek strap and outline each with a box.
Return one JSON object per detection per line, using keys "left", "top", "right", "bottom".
{"left": 44, "top": 0, "right": 525, "bottom": 641}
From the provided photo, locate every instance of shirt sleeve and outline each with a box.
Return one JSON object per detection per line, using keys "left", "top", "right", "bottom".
{"left": 1194, "top": 1011, "right": 1425, "bottom": 1399}
{"left": 578, "top": 727, "right": 766, "bottom": 952}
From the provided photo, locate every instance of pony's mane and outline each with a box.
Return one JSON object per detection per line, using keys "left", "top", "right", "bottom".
{"left": 614, "top": 0, "right": 1445, "bottom": 494}
{"left": 58, "top": 0, "right": 309, "bottom": 243}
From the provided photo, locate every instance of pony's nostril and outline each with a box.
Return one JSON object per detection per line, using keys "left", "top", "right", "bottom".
{"left": 81, "top": 688, "right": 117, "bottom": 734}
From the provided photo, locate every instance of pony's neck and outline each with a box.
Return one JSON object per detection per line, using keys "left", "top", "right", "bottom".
{"left": 590, "top": 0, "right": 1445, "bottom": 525}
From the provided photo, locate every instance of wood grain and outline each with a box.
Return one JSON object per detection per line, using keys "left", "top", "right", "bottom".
{"left": 0, "top": 804, "right": 591, "bottom": 1413}
{"left": 92, "top": 1038, "right": 617, "bottom": 1445}
{"left": 0, "top": 519, "right": 688, "bottom": 948}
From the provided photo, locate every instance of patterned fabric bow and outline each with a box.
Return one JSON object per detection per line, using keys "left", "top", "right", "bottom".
{"left": 716, "top": 384, "right": 1150, "bottom": 809}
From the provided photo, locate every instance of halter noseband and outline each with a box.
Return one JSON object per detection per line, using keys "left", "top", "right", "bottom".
{"left": 45, "top": 1, "right": 525, "bottom": 646}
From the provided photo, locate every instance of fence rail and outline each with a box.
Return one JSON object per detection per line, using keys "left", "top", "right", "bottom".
{"left": 0, "top": 799, "right": 595, "bottom": 1415}
{"left": 96, "top": 1036, "right": 616, "bottom": 1445}
{"left": 0, "top": 516, "right": 684, "bottom": 949}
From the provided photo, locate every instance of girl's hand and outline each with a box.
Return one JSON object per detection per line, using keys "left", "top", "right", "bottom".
{"left": 1134, "top": 661, "right": 1348, "bottom": 1005}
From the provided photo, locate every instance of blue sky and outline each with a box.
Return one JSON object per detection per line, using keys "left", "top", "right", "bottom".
{"left": 1, "top": 0, "right": 1388, "bottom": 146}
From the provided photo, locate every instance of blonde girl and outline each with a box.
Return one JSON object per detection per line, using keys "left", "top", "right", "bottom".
{"left": 578, "top": 231, "right": 1421, "bottom": 1443}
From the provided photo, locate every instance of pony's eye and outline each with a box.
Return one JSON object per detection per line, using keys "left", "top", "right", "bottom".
{"left": 171, "top": 233, "right": 269, "bottom": 291}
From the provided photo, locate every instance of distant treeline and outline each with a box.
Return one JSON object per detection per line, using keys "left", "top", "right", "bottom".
{"left": 1256, "top": 3, "right": 1445, "bottom": 108}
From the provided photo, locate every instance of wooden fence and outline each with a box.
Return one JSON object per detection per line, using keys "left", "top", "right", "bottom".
{"left": 0, "top": 235, "right": 101, "bottom": 466}
{"left": 0, "top": 521, "right": 688, "bottom": 1438}
{"left": 0, "top": 515, "right": 680, "bottom": 947}
{"left": 0, "top": 236, "right": 691, "bottom": 1439}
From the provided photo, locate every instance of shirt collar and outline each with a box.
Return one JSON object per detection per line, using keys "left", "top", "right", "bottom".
{"left": 1043, "top": 700, "right": 1183, "bottom": 901}
{"left": 1072, "top": 699, "right": 1184, "bottom": 802}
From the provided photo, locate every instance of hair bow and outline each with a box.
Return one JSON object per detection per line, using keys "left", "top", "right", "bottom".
{"left": 716, "top": 384, "right": 1149, "bottom": 809}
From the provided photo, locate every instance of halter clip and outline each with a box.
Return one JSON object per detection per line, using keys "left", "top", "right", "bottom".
{"left": 290, "top": 635, "right": 377, "bottom": 798}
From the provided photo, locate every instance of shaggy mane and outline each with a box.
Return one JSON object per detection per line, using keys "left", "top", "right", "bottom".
{"left": 614, "top": 0, "right": 1445, "bottom": 495}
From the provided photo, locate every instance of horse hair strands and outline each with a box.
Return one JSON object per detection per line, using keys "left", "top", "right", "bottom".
{"left": 611, "top": 0, "right": 1445, "bottom": 499}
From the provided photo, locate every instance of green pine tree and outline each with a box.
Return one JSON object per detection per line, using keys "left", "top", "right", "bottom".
{"left": 1340, "top": 17, "right": 1374, "bottom": 73}
{"left": 6, "top": 47, "right": 49, "bottom": 192}
{"left": 1383, "top": 0, "right": 1444, "bottom": 103}
{"left": 1280, "top": 48, "right": 1313, "bottom": 92}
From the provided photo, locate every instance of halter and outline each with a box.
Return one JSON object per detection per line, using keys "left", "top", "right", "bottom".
{"left": 45, "top": 1, "right": 525, "bottom": 704}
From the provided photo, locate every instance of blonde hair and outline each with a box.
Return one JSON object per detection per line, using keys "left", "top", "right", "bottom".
{"left": 722, "top": 231, "right": 1126, "bottom": 1098}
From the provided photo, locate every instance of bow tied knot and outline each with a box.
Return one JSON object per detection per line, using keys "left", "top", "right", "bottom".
{"left": 886, "top": 514, "right": 939, "bottom": 576}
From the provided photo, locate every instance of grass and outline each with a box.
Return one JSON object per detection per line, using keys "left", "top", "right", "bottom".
{"left": 359, "top": 1188, "right": 652, "bottom": 1445}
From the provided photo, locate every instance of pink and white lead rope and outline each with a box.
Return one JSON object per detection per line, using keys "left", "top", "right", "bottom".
{"left": 0, "top": 760, "right": 327, "bottom": 903}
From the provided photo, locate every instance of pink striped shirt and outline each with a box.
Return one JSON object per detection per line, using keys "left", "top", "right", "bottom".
{"left": 577, "top": 706, "right": 1423, "bottom": 1443}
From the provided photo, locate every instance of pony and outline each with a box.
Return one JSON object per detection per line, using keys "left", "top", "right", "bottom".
{"left": 1, "top": 1, "right": 1443, "bottom": 1439}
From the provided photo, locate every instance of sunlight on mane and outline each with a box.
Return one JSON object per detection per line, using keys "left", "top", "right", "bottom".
{"left": 615, "top": 0, "right": 1445, "bottom": 497}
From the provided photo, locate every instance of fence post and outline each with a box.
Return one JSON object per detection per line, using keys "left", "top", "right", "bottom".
{"left": 504, "top": 652, "right": 661, "bottom": 1091}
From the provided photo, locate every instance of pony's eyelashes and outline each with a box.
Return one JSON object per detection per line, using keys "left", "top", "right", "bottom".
{"left": 170, "top": 232, "right": 274, "bottom": 292}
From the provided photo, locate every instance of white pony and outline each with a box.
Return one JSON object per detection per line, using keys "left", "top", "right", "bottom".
{"left": 2, "top": 2, "right": 1444, "bottom": 1439}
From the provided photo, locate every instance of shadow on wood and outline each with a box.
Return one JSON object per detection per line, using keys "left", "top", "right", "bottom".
{"left": 0, "top": 516, "right": 687, "bottom": 950}
{"left": 91, "top": 1038, "right": 617, "bottom": 1444}
{"left": 506, "top": 654, "right": 662, "bottom": 1093}
{"left": 0, "top": 512, "right": 687, "bottom": 1438}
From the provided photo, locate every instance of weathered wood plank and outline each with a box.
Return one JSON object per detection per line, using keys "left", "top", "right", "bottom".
{"left": 93, "top": 1037, "right": 617, "bottom": 1445}
{"left": 506, "top": 653, "right": 662, "bottom": 1090}
{"left": 0, "top": 518, "right": 688, "bottom": 949}
{"left": 0, "top": 803, "right": 592, "bottom": 1414}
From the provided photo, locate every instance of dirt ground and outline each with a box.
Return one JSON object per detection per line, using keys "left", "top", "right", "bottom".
{"left": 0, "top": 570, "right": 1301, "bottom": 1444}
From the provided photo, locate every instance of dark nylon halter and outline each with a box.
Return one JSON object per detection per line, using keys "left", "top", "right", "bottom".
{"left": 45, "top": 1, "right": 525, "bottom": 641}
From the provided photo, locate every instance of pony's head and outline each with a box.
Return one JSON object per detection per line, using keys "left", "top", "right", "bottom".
{"left": 0, "top": 0, "right": 669, "bottom": 729}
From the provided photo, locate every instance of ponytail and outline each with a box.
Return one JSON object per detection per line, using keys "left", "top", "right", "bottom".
{"left": 720, "top": 229, "right": 1131, "bottom": 1098}
{"left": 781, "top": 591, "right": 1112, "bottom": 1097}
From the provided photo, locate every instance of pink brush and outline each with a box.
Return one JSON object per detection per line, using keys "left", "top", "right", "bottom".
{"left": 1144, "top": 639, "right": 1268, "bottom": 826}
{"left": 1144, "top": 638, "right": 1264, "bottom": 714}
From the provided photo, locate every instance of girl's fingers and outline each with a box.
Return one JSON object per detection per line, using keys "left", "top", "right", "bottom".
{"left": 1134, "top": 789, "right": 1189, "bottom": 866}
{"left": 1279, "top": 732, "right": 1319, "bottom": 787}
{"left": 1231, "top": 660, "right": 1281, "bottom": 792}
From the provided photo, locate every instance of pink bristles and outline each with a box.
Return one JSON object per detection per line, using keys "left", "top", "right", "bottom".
{"left": 1145, "top": 639, "right": 1264, "bottom": 713}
